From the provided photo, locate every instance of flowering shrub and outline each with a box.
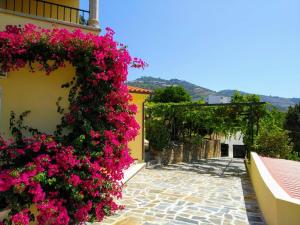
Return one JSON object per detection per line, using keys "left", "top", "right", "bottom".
{"left": 0, "top": 24, "right": 144, "bottom": 224}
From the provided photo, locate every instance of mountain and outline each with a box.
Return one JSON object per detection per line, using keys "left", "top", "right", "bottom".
{"left": 216, "top": 90, "right": 300, "bottom": 111}
{"left": 128, "top": 76, "right": 215, "bottom": 100}
{"left": 127, "top": 76, "right": 300, "bottom": 110}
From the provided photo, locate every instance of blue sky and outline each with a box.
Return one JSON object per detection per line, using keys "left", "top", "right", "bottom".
{"left": 81, "top": 0, "right": 300, "bottom": 98}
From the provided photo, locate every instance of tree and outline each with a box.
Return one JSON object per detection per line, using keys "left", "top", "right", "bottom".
{"left": 231, "top": 91, "right": 261, "bottom": 104}
{"left": 230, "top": 92, "right": 267, "bottom": 152}
{"left": 285, "top": 103, "right": 300, "bottom": 153}
{"left": 150, "top": 86, "right": 191, "bottom": 103}
{"left": 255, "top": 106, "right": 293, "bottom": 158}
{"left": 254, "top": 126, "right": 293, "bottom": 158}
{"left": 230, "top": 92, "right": 297, "bottom": 159}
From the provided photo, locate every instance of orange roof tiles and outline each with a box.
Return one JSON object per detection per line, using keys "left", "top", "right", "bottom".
{"left": 128, "top": 85, "right": 151, "bottom": 94}
{"left": 260, "top": 156, "right": 300, "bottom": 200}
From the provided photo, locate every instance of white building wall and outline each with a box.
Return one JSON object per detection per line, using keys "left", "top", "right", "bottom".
{"left": 221, "top": 132, "right": 244, "bottom": 157}
{"left": 205, "top": 95, "right": 231, "bottom": 104}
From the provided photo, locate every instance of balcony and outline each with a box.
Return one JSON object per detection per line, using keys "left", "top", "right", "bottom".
{"left": 0, "top": 0, "right": 99, "bottom": 30}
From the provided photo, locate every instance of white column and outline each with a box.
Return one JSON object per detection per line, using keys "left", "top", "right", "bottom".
{"left": 88, "top": 0, "right": 99, "bottom": 28}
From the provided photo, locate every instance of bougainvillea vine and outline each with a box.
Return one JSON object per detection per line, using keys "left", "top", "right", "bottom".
{"left": 0, "top": 24, "right": 145, "bottom": 225}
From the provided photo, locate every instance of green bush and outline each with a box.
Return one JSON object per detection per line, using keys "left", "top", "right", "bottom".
{"left": 254, "top": 128, "right": 293, "bottom": 158}
{"left": 287, "top": 151, "right": 300, "bottom": 161}
{"left": 150, "top": 86, "right": 191, "bottom": 103}
{"left": 284, "top": 103, "right": 300, "bottom": 153}
{"left": 146, "top": 94, "right": 297, "bottom": 161}
{"left": 146, "top": 119, "right": 170, "bottom": 151}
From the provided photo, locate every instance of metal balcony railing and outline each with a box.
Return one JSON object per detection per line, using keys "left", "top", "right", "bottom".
{"left": 0, "top": 0, "right": 90, "bottom": 25}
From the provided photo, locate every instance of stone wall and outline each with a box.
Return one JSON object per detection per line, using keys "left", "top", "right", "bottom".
{"left": 183, "top": 139, "right": 221, "bottom": 162}
{"left": 152, "top": 139, "right": 221, "bottom": 165}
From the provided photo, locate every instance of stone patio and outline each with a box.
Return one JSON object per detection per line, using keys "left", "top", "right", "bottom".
{"left": 99, "top": 158, "right": 265, "bottom": 225}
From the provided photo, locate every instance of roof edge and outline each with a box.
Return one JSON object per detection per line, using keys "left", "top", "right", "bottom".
{"left": 128, "top": 85, "right": 152, "bottom": 94}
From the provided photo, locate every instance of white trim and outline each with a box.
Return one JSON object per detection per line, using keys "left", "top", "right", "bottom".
{"left": 0, "top": 8, "right": 100, "bottom": 32}
{"left": 251, "top": 152, "right": 300, "bottom": 205}
{"left": 122, "top": 162, "right": 145, "bottom": 184}
{"left": 88, "top": 0, "right": 100, "bottom": 28}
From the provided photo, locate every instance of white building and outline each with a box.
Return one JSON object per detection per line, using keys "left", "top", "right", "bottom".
{"left": 221, "top": 132, "right": 245, "bottom": 158}
{"left": 205, "top": 95, "right": 231, "bottom": 104}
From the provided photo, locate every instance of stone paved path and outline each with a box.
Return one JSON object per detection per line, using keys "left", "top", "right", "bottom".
{"left": 99, "top": 158, "right": 265, "bottom": 225}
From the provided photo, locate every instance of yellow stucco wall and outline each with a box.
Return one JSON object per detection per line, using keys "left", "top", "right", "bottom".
{"left": 0, "top": 0, "right": 98, "bottom": 136}
{"left": 128, "top": 93, "right": 149, "bottom": 162}
{"left": 0, "top": 1, "right": 146, "bottom": 162}
{"left": 0, "top": 0, "right": 79, "bottom": 8}
{"left": 0, "top": 67, "right": 149, "bottom": 161}
{"left": 247, "top": 152, "right": 300, "bottom": 225}
{"left": 0, "top": 64, "right": 73, "bottom": 137}
{"left": 0, "top": 0, "right": 99, "bottom": 34}
{"left": 0, "top": 70, "right": 148, "bottom": 162}
{"left": 0, "top": 0, "right": 79, "bottom": 23}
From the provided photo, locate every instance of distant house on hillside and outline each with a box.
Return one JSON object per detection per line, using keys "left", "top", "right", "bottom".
{"left": 205, "top": 95, "right": 231, "bottom": 104}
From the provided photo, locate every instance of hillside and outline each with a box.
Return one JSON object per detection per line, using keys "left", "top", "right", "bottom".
{"left": 127, "top": 76, "right": 300, "bottom": 110}
{"left": 216, "top": 90, "right": 300, "bottom": 110}
{"left": 128, "top": 76, "right": 215, "bottom": 100}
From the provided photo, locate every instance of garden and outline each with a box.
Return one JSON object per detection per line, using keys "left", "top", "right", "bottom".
{"left": 146, "top": 86, "right": 300, "bottom": 163}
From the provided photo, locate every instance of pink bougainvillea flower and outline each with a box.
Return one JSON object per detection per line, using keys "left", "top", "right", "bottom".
{"left": 0, "top": 24, "right": 143, "bottom": 224}
{"left": 28, "top": 183, "right": 46, "bottom": 203}
{"left": 11, "top": 209, "right": 30, "bottom": 225}
{"left": 68, "top": 174, "right": 82, "bottom": 187}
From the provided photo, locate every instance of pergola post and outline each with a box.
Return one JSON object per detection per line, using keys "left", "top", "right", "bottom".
{"left": 88, "top": 0, "right": 99, "bottom": 28}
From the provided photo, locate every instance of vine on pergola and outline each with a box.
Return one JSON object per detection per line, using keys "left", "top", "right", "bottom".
{"left": 0, "top": 24, "right": 144, "bottom": 225}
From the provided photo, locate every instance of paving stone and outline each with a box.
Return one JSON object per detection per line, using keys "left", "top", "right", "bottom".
{"left": 234, "top": 219, "right": 249, "bottom": 225}
{"left": 225, "top": 213, "right": 233, "bottom": 219}
{"left": 209, "top": 218, "right": 223, "bottom": 224}
{"left": 113, "top": 217, "right": 142, "bottom": 225}
{"left": 191, "top": 216, "right": 207, "bottom": 220}
{"left": 100, "top": 158, "right": 265, "bottom": 225}
{"left": 175, "top": 216, "right": 199, "bottom": 224}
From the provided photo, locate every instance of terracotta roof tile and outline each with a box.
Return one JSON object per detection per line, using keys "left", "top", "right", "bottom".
{"left": 260, "top": 156, "right": 300, "bottom": 200}
{"left": 128, "top": 85, "right": 151, "bottom": 94}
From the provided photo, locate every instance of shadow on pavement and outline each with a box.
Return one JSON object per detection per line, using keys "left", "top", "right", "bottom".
{"left": 147, "top": 157, "right": 247, "bottom": 178}
{"left": 147, "top": 157, "right": 266, "bottom": 224}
